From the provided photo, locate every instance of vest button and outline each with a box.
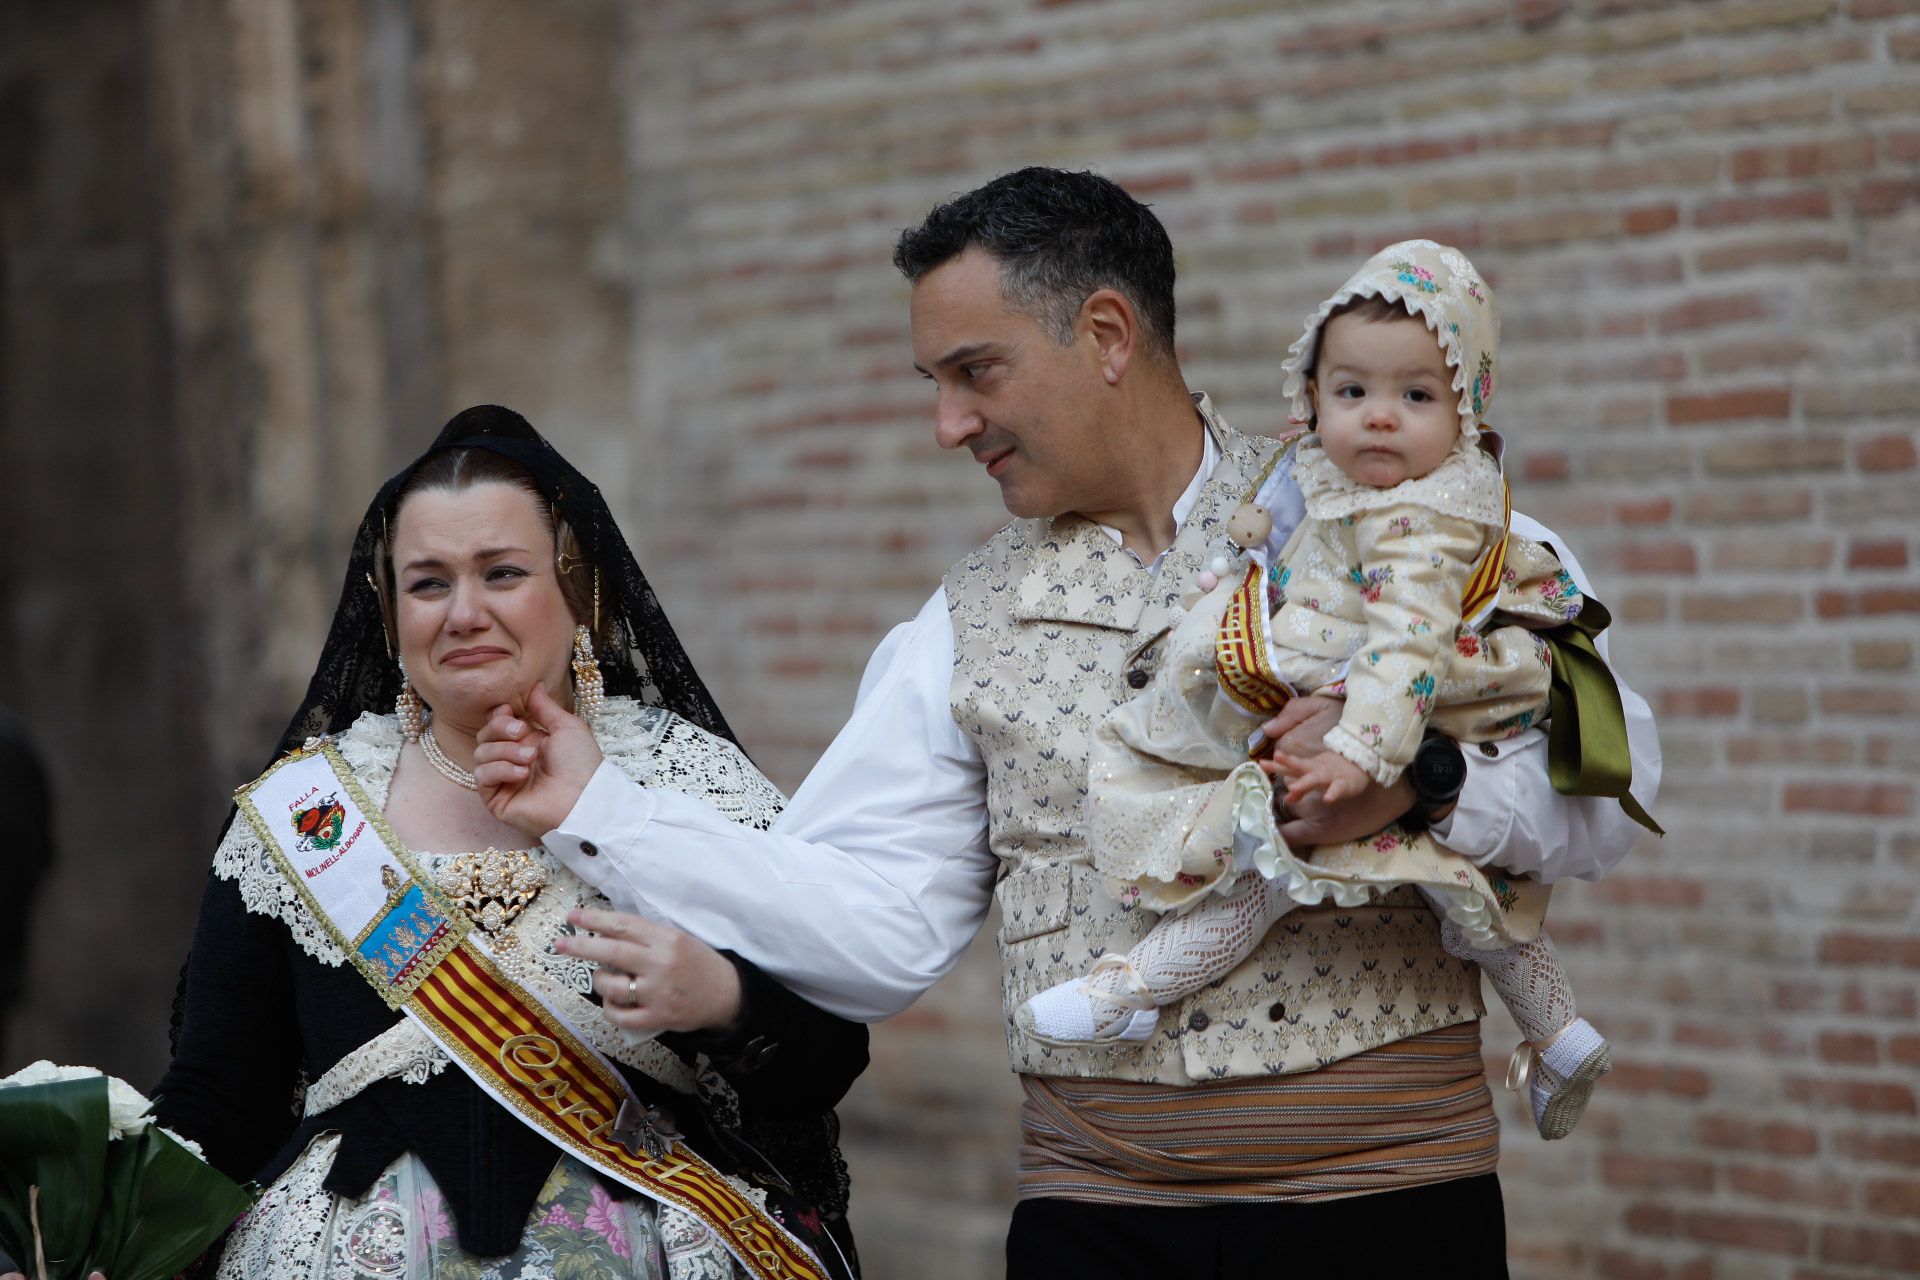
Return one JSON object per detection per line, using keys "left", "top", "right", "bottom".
{"left": 1268, "top": 1001, "right": 1286, "bottom": 1022}
{"left": 1126, "top": 668, "right": 1150, "bottom": 689}
{"left": 1187, "top": 1010, "right": 1210, "bottom": 1032}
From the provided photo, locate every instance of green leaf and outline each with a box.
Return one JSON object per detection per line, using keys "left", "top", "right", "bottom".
{"left": 529, "top": 1222, "right": 575, "bottom": 1251}
{"left": 0, "top": 1077, "right": 110, "bottom": 1279}
{"left": 95, "top": 1127, "right": 253, "bottom": 1280}
{"left": 0, "top": 1078, "right": 252, "bottom": 1280}
{"left": 79, "top": 1126, "right": 146, "bottom": 1279}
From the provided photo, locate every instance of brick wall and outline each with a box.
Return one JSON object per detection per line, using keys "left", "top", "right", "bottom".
{"left": 618, "top": 3, "right": 1920, "bottom": 1277}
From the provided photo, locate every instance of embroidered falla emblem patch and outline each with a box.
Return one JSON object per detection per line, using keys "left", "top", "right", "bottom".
{"left": 292, "top": 793, "right": 348, "bottom": 852}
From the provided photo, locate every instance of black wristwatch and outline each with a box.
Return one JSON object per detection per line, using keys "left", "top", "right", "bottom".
{"left": 1406, "top": 732, "right": 1467, "bottom": 829}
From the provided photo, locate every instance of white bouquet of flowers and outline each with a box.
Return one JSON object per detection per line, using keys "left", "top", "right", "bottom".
{"left": 0, "top": 1062, "right": 253, "bottom": 1280}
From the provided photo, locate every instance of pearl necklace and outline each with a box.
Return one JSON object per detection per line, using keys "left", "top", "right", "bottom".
{"left": 420, "top": 724, "right": 479, "bottom": 791}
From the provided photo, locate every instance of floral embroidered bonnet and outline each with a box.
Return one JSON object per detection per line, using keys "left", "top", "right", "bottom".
{"left": 1280, "top": 239, "right": 1501, "bottom": 443}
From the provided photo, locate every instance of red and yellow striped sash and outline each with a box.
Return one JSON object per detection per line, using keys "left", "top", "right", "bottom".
{"left": 1459, "top": 478, "right": 1512, "bottom": 630}
{"left": 1215, "top": 562, "right": 1293, "bottom": 723}
{"left": 413, "top": 945, "right": 824, "bottom": 1280}
{"left": 239, "top": 746, "right": 828, "bottom": 1280}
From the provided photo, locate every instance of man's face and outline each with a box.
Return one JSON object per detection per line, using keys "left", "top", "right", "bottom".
{"left": 910, "top": 247, "right": 1113, "bottom": 519}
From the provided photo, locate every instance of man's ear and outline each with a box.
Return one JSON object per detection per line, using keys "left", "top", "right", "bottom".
{"left": 1080, "top": 288, "right": 1137, "bottom": 386}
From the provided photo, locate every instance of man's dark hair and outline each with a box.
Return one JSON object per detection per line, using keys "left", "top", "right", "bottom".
{"left": 893, "top": 167, "right": 1177, "bottom": 360}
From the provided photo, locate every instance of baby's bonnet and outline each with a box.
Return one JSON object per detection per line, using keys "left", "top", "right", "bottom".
{"left": 1280, "top": 239, "right": 1501, "bottom": 446}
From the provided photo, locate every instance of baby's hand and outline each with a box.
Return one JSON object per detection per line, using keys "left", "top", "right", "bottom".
{"left": 1267, "top": 748, "right": 1373, "bottom": 808}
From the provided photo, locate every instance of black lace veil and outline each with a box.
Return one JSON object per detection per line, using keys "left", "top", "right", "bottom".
{"left": 269, "top": 403, "right": 737, "bottom": 762}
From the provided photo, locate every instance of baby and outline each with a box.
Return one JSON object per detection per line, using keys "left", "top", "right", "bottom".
{"left": 1019, "top": 240, "right": 1631, "bottom": 1140}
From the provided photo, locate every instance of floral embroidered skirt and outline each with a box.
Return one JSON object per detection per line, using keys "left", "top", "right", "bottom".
{"left": 217, "top": 1133, "right": 741, "bottom": 1280}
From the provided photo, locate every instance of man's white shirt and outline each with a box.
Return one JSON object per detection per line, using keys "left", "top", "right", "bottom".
{"left": 544, "top": 438, "right": 1661, "bottom": 1022}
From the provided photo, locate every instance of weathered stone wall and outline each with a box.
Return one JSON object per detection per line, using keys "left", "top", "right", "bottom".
{"left": 1, "top": 0, "right": 636, "bottom": 1083}
{"left": 2, "top": 3, "right": 1916, "bottom": 1278}
{"left": 0, "top": 0, "right": 205, "bottom": 1073}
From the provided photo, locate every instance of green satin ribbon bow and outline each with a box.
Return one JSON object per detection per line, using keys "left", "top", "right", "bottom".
{"left": 1540, "top": 595, "right": 1663, "bottom": 836}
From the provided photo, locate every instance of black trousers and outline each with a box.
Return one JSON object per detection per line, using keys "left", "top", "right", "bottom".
{"left": 1006, "top": 1173, "right": 1508, "bottom": 1279}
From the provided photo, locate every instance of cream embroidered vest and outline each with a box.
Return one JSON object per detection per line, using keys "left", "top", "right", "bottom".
{"left": 945, "top": 400, "right": 1485, "bottom": 1084}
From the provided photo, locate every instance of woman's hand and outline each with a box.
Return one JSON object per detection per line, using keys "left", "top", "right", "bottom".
{"left": 472, "top": 683, "right": 604, "bottom": 839}
{"left": 556, "top": 908, "right": 745, "bottom": 1036}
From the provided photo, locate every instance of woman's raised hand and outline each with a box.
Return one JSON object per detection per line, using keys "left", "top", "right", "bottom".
{"left": 473, "top": 683, "right": 604, "bottom": 839}
{"left": 556, "top": 908, "right": 746, "bottom": 1035}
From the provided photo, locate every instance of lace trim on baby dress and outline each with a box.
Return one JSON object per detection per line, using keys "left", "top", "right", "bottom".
{"left": 1291, "top": 434, "right": 1507, "bottom": 529}
{"left": 1224, "top": 759, "right": 1518, "bottom": 953}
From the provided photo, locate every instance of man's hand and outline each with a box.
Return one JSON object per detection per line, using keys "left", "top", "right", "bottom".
{"left": 472, "top": 683, "right": 604, "bottom": 840}
{"left": 1257, "top": 693, "right": 1342, "bottom": 757}
{"left": 556, "top": 908, "right": 746, "bottom": 1036}
{"left": 1256, "top": 693, "right": 1417, "bottom": 846}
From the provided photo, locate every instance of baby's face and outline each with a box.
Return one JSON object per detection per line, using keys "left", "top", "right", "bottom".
{"left": 1307, "top": 312, "right": 1460, "bottom": 489}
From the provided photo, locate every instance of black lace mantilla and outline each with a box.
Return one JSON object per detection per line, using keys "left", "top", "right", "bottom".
{"left": 270, "top": 404, "right": 736, "bottom": 764}
{"left": 745, "top": 1110, "right": 854, "bottom": 1224}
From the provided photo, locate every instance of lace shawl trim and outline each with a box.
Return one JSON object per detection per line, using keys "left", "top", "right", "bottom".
{"left": 1293, "top": 436, "right": 1507, "bottom": 528}
{"left": 304, "top": 1020, "right": 451, "bottom": 1116}
{"left": 215, "top": 699, "right": 687, "bottom": 960}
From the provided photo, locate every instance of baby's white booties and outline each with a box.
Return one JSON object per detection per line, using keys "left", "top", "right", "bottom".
{"left": 1016, "top": 954, "right": 1160, "bottom": 1045}
{"left": 1508, "top": 1016, "right": 1611, "bottom": 1140}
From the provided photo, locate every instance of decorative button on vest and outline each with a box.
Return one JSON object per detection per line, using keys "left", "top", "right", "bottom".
{"left": 1126, "top": 668, "right": 1150, "bottom": 689}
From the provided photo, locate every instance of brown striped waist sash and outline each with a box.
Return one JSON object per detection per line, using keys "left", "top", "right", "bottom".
{"left": 1017, "top": 1023, "right": 1499, "bottom": 1206}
